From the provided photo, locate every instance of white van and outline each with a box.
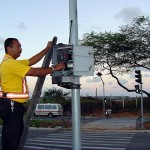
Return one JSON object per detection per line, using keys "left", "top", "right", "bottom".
{"left": 34, "top": 103, "right": 63, "bottom": 117}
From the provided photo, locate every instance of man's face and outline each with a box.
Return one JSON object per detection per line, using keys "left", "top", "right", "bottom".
{"left": 9, "top": 40, "right": 22, "bottom": 59}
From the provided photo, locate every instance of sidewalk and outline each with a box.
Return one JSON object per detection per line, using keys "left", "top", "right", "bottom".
{"left": 1, "top": 117, "right": 149, "bottom": 132}
{"left": 81, "top": 118, "right": 150, "bottom": 132}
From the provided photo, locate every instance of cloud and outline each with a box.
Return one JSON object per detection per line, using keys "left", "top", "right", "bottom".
{"left": 0, "top": 37, "right": 4, "bottom": 45}
{"left": 0, "top": 37, "right": 4, "bottom": 51}
{"left": 90, "top": 25, "right": 101, "bottom": 31}
{"left": 107, "top": 81, "right": 113, "bottom": 85}
{"left": 107, "top": 78, "right": 128, "bottom": 86}
{"left": 143, "top": 74, "right": 150, "bottom": 77}
{"left": 86, "top": 77, "right": 101, "bottom": 83}
{"left": 120, "top": 79, "right": 128, "bottom": 85}
{"left": 17, "top": 22, "right": 28, "bottom": 29}
{"left": 111, "top": 86, "right": 119, "bottom": 89}
{"left": 114, "top": 7, "right": 143, "bottom": 23}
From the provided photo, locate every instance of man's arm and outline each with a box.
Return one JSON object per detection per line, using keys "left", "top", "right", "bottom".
{"left": 26, "top": 62, "right": 65, "bottom": 76}
{"left": 28, "top": 41, "right": 52, "bottom": 66}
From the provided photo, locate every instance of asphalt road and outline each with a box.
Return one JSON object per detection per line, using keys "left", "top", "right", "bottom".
{"left": 1, "top": 117, "right": 150, "bottom": 150}
{"left": 19, "top": 129, "right": 150, "bottom": 149}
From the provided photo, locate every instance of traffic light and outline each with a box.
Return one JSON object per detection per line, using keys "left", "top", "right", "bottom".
{"left": 135, "top": 85, "right": 141, "bottom": 94}
{"left": 135, "top": 70, "right": 142, "bottom": 84}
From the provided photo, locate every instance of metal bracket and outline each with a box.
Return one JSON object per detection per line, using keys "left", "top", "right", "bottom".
{"left": 58, "top": 82, "right": 80, "bottom": 89}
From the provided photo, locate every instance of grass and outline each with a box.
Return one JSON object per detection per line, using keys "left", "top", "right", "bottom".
{"left": 30, "top": 119, "right": 71, "bottom": 128}
{"left": 0, "top": 118, "right": 72, "bottom": 128}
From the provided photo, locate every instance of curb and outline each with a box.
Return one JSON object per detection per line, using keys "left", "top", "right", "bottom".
{"left": 29, "top": 126, "right": 63, "bottom": 131}
{"left": 81, "top": 127, "right": 150, "bottom": 132}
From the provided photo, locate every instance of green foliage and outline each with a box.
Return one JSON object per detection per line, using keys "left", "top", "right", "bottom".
{"left": 61, "top": 96, "right": 150, "bottom": 116}
{"left": 80, "top": 16, "right": 150, "bottom": 75}
{"left": 30, "top": 120, "right": 61, "bottom": 128}
{"left": 80, "top": 16, "right": 150, "bottom": 97}
{"left": 0, "top": 118, "right": 71, "bottom": 128}
{"left": 61, "top": 99, "right": 71, "bottom": 114}
{"left": 30, "top": 119, "right": 71, "bottom": 128}
{"left": 81, "top": 97, "right": 102, "bottom": 115}
{"left": 43, "top": 87, "right": 70, "bottom": 103}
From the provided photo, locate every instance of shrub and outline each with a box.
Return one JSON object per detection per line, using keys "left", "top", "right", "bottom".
{"left": 30, "top": 119, "right": 71, "bottom": 128}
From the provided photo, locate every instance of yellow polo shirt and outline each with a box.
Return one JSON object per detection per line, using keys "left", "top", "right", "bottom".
{"left": 0, "top": 54, "right": 31, "bottom": 103}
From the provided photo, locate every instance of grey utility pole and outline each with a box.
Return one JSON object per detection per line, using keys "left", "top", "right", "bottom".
{"left": 97, "top": 72, "right": 105, "bottom": 117}
{"left": 135, "top": 70, "right": 144, "bottom": 129}
{"left": 140, "top": 84, "right": 144, "bottom": 129}
{"left": 69, "top": 0, "right": 81, "bottom": 150}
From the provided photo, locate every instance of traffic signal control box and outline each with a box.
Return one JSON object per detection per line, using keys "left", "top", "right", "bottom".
{"left": 51, "top": 43, "right": 94, "bottom": 88}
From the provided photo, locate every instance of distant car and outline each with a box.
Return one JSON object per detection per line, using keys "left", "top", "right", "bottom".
{"left": 34, "top": 103, "right": 63, "bottom": 117}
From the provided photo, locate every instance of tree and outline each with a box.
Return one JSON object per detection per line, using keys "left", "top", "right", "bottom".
{"left": 43, "top": 87, "right": 70, "bottom": 103}
{"left": 119, "top": 16, "right": 150, "bottom": 69}
{"left": 80, "top": 16, "right": 150, "bottom": 98}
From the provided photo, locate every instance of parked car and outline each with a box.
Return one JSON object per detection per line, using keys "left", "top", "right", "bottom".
{"left": 34, "top": 103, "right": 63, "bottom": 117}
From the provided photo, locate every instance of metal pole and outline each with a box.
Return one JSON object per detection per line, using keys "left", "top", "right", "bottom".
{"left": 100, "top": 76, "right": 105, "bottom": 117}
{"left": 136, "top": 93, "right": 138, "bottom": 108}
{"left": 69, "top": 0, "right": 81, "bottom": 150}
{"left": 140, "top": 84, "right": 144, "bottom": 129}
{"left": 96, "top": 88, "right": 97, "bottom": 105}
{"left": 69, "top": 0, "right": 78, "bottom": 44}
{"left": 109, "top": 94, "right": 112, "bottom": 107}
{"left": 96, "top": 88, "right": 97, "bottom": 99}
{"left": 97, "top": 72, "right": 105, "bottom": 117}
{"left": 122, "top": 94, "right": 124, "bottom": 110}
{"left": 71, "top": 86, "right": 81, "bottom": 150}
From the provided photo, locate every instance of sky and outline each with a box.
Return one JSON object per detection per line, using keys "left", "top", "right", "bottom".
{"left": 0, "top": 0, "right": 150, "bottom": 98}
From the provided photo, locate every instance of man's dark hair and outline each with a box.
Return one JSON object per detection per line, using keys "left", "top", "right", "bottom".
{"left": 4, "top": 38, "right": 18, "bottom": 53}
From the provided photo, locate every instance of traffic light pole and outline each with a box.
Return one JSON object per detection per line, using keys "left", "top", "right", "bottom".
{"left": 135, "top": 70, "right": 144, "bottom": 129}
{"left": 97, "top": 73, "right": 105, "bottom": 117}
{"left": 140, "top": 84, "right": 144, "bottom": 129}
{"left": 69, "top": 0, "right": 81, "bottom": 150}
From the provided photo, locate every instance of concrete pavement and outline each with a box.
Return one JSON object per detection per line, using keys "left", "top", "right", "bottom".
{"left": 81, "top": 117, "right": 150, "bottom": 131}
{"left": 1, "top": 117, "right": 149, "bottom": 132}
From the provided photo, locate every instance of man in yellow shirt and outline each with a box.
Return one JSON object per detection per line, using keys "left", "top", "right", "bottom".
{"left": 0, "top": 38, "right": 65, "bottom": 150}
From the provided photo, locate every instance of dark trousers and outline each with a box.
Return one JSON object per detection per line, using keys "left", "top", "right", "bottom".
{"left": 0, "top": 98, "right": 25, "bottom": 150}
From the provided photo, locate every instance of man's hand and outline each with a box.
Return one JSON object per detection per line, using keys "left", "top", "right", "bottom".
{"left": 46, "top": 41, "right": 52, "bottom": 49}
{"left": 53, "top": 62, "right": 66, "bottom": 71}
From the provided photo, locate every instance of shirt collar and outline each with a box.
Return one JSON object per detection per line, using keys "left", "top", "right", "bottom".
{"left": 4, "top": 54, "right": 13, "bottom": 59}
